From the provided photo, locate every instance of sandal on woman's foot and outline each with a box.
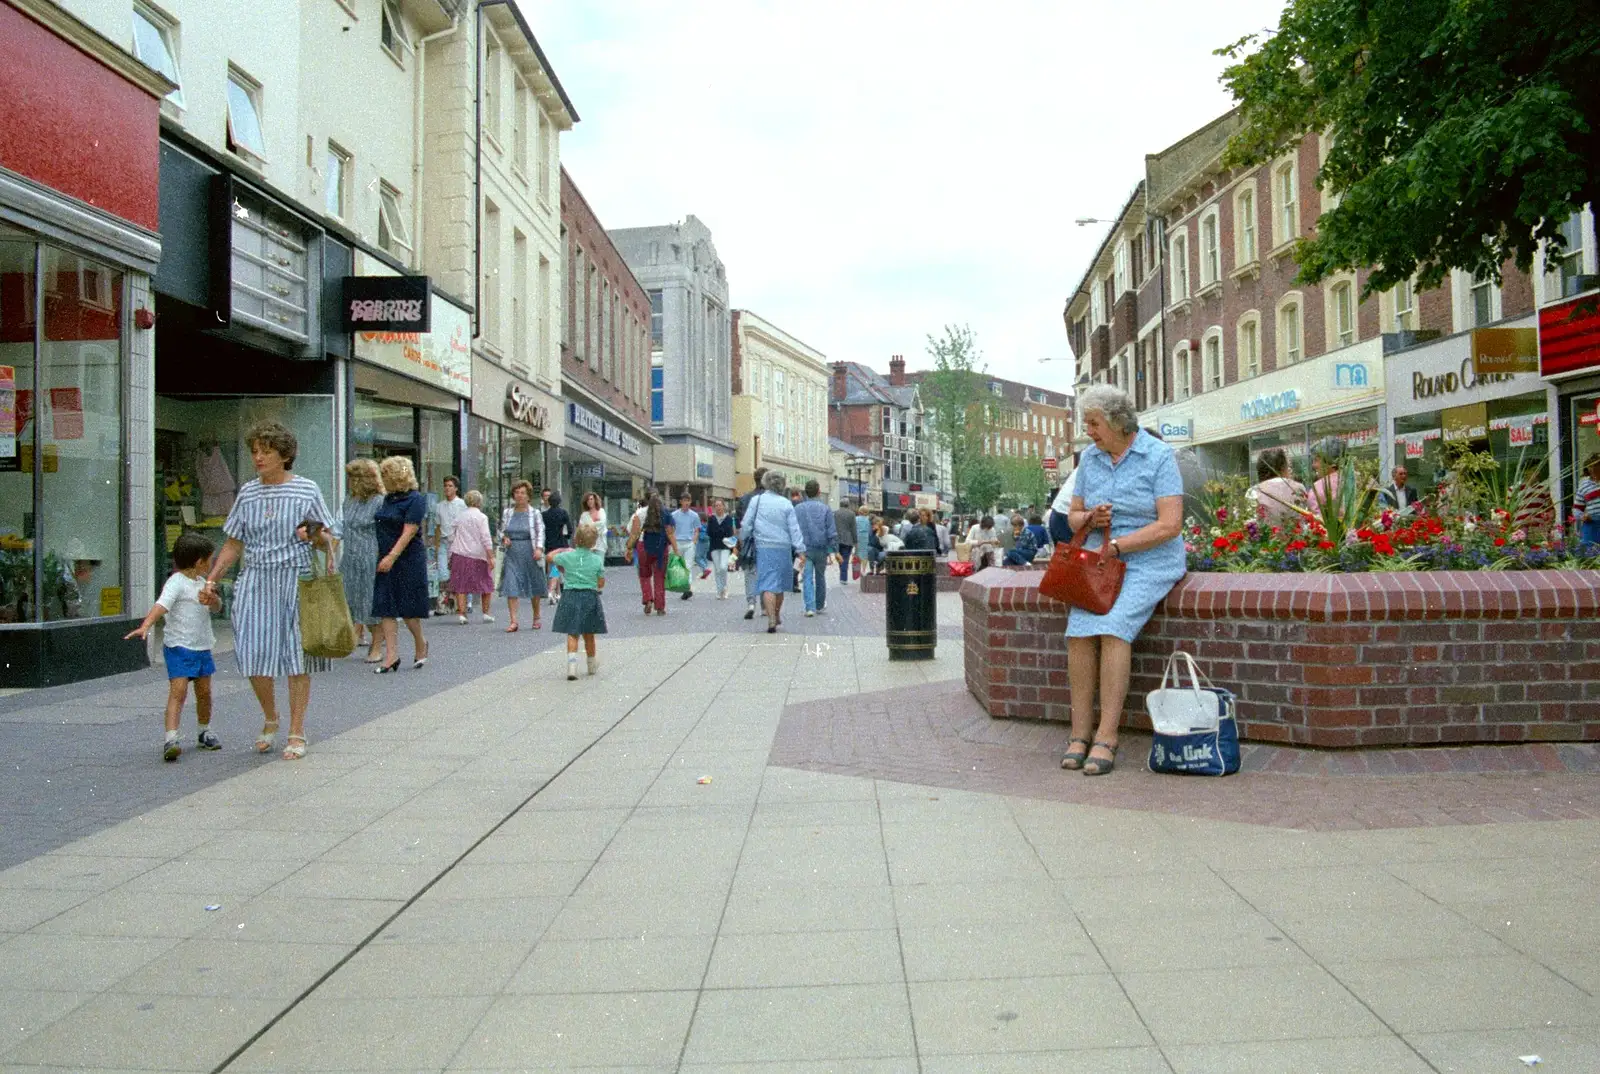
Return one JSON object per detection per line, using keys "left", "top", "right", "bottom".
{"left": 254, "top": 721, "right": 279, "bottom": 754}
{"left": 531, "top": 619, "right": 541, "bottom": 630}
{"left": 1083, "top": 741, "right": 1119, "bottom": 776}
{"left": 282, "top": 734, "right": 307, "bottom": 760}
{"left": 1060, "top": 738, "right": 1091, "bottom": 770}
{"left": 505, "top": 623, "right": 519, "bottom": 633}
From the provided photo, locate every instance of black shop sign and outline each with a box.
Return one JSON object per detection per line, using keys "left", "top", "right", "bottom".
{"left": 340, "top": 276, "right": 432, "bottom": 333}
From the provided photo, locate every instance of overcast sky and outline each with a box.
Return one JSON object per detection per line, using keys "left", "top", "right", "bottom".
{"left": 519, "top": 0, "right": 1287, "bottom": 393}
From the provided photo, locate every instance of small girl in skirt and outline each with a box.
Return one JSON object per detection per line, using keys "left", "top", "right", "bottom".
{"left": 548, "top": 522, "right": 607, "bottom": 680}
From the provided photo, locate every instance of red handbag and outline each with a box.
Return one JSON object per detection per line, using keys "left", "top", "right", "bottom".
{"left": 948, "top": 560, "right": 975, "bottom": 578}
{"left": 1038, "top": 524, "right": 1125, "bottom": 614}
{"left": 851, "top": 555, "right": 862, "bottom": 580}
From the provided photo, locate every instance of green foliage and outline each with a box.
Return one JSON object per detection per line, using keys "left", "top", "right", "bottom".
{"left": 963, "top": 457, "right": 1003, "bottom": 516}
{"left": 993, "top": 457, "right": 1050, "bottom": 513}
{"left": 919, "top": 325, "right": 988, "bottom": 509}
{"left": 1218, "top": 0, "right": 1600, "bottom": 294}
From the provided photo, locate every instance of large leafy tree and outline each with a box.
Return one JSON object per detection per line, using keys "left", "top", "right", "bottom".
{"left": 1218, "top": 0, "right": 1599, "bottom": 293}
{"left": 918, "top": 325, "right": 989, "bottom": 510}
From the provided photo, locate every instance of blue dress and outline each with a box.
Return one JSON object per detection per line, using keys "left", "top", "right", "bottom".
{"left": 371, "top": 490, "right": 430, "bottom": 620}
{"left": 1066, "top": 430, "right": 1187, "bottom": 644}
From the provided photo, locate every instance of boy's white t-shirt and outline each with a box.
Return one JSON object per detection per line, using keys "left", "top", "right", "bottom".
{"left": 157, "top": 572, "right": 215, "bottom": 651}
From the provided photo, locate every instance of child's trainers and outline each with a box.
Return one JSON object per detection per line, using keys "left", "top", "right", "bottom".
{"left": 587, "top": 656, "right": 599, "bottom": 676}
{"left": 566, "top": 654, "right": 579, "bottom": 681}
{"left": 197, "top": 728, "right": 222, "bottom": 750}
{"left": 163, "top": 734, "right": 181, "bottom": 763}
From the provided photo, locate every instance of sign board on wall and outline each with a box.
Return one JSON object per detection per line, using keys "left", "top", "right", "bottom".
{"left": 568, "top": 402, "right": 644, "bottom": 455}
{"left": 353, "top": 292, "right": 471, "bottom": 397}
{"left": 1157, "top": 417, "right": 1193, "bottom": 442}
{"left": 1470, "top": 327, "right": 1538, "bottom": 376}
{"left": 341, "top": 276, "right": 431, "bottom": 333}
{"left": 1539, "top": 295, "right": 1600, "bottom": 379}
{"left": 1442, "top": 402, "right": 1489, "bottom": 443}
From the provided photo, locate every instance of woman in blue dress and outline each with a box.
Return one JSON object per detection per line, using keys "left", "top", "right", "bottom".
{"left": 371, "top": 455, "right": 431, "bottom": 672}
{"left": 738, "top": 470, "right": 806, "bottom": 633}
{"left": 499, "top": 480, "right": 548, "bottom": 631}
{"left": 202, "top": 422, "right": 337, "bottom": 760}
{"left": 1058, "top": 386, "right": 1185, "bottom": 776}
{"left": 340, "top": 458, "right": 385, "bottom": 662}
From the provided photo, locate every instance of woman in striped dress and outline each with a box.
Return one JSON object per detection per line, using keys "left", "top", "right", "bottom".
{"left": 203, "top": 422, "right": 337, "bottom": 761}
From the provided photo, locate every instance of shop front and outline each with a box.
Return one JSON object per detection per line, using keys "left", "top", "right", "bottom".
{"left": 150, "top": 138, "right": 349, "bottom": 634}
{"left": 349, "top": 255, "right": 470, "bottom": 499}
{"left": 1387, "top": 321, "right": 1553, "bottom": 498}
{"left": 561, "top": 394, "right": 653, "bottom": 549}
{"left": 468, "top": 357, "right": 563, "bottom": 529}
{"left": 1539, "top": 291, "right": 1600, "bottom": 509}
{"left": 1139, "top": 337, "right": 1388, "bottom": 483}
{"left": 654, "top": 437, "right": 735, "bottom": 504}
{"left": 0, "top": 2, "right": 170, "bottom": 685}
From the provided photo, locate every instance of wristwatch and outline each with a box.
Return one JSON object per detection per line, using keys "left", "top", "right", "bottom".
{"left": 1109, "top": 539, "right": 1122, "bottom": 556}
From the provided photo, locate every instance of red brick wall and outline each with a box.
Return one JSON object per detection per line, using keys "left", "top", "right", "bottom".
{"left": 560, "top": 169, "right": 651, "bottom": 429}
{"left": 962, "top": 568, "right": 1600, "bottom": 748}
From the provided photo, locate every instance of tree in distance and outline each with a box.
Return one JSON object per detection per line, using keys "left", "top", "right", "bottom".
{"left": 1218, "top": 0, "right": 1599, "bottom": 294}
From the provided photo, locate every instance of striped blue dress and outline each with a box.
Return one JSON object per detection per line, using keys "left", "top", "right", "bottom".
{"left": 224, "top": 475, "right": 337, "bottom": 677}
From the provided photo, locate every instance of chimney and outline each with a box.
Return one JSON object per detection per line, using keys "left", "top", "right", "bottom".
{"left": 888, "top": 354, "right": 906, "bottom": 386}
{"left": 832, "top": 361, "right": 848, "bottom": 401}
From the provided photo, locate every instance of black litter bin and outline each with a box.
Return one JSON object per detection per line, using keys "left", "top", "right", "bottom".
{"left": 885, "top": 548, "right": 937, "bottom": 661}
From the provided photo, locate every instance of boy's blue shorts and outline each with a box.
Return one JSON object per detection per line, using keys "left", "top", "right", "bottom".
{"left": 163, "top": 645, "right": 216, "bottom": 681}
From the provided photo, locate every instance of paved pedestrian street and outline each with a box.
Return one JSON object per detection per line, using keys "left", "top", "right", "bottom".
{"left": 2, "top": 574, "right": 1599, "bottom": 1072}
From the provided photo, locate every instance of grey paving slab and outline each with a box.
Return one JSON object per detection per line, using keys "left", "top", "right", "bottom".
{"left": 0, "top": 887, "right": 92, "bottom": 932}
{"left": 2, "top": 992, "right": 282, "bottom": 1071}
{"left": 1272, "top": 904, "right": 1517, "bottom": 964}
{"left": 704, "top": 929, "right": 904, "bottom": 989}
{"left": 451, "top": 991, "right": 697, "bottom": 1068}
{"left": 313, "top": 940, "right": 532, "bottom": 999}
{"left": 1082, "top": 910, "right": 1313, "bottom": 974}
{"left": 719, "top": 876, "right": 899, "bottom": 935}
{"left": 0, "top": 932, "right": 176, "bottom": 991}
{"left": 106, "top": 938, "right": 350, "bottom": 999}
{"left": 229, "top": 995, "right": 494, "bottom": 1072}
{"left": 1405, "top": 1026, "right": 1600, "bottom": 1072}
{"left": 683, "top": 983, "right": 916, "bottom": 1064}
{"left": 882, "top": 820, "right": 1048, "bottom": 886}
{"left": 921, "top": 1050, "right": 1174, "bottom": 1074}
{"left": 899, "top": 919, "right": 1105, "bottom": 981}
{"left": 683, "top": 1062, "right": 917, "bottom": 1074}
{"left": 1384, "top": 855, "right": 1592, "bottom": 906}
{"left": 0, "top": 989, "right": 88, "bottom": 1056}
{"left": 542, "top": 881, "right": 732, "bottom": 940}
{"left": 1119, "top": 965, "right": 1388, "bottom": 1046}
{"left": 1165, "top": 1036, "right": 1436, "bottom": 1073}
{"left": 908, "top": 975, "right": 1152, "bottom": 1055}
{"left": 1211, "top": 864, "right": 1441, "bottom": 917}
{"left": 1326, "top": 955, "right": 1600, "bottom": 1033}
{"left": 890, "top": 879, "right": 1073, "bottom": 931}
{"left": 506, "top": 933, "right": 716, "bottom": 994}
{"left": 0, "top": 853, "right": 165, "bottom": 892}
{"left": 262, "top": 860, "right": 445, "bottom": 902}
{"left": 367, "top": 894, "right": 564, "bottom": 945}
{"left": 424, "top": 860, "right": 591, "bottom": 900}
{"left": 1055, "top": 866, "right": 1251, "bottom": 922}
{"left": 190, "top": 895, "right": 405, "bottom": 946}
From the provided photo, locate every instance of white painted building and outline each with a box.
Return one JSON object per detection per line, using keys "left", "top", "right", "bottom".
{"left": 731, "top": 310, "right": 832, "bottom": 498}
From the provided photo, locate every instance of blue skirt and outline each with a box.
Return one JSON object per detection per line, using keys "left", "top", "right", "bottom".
{"left": 551, "top": 588, "right": 606, "bottom": 635}
{"left": 754, "top": 543, "right": 794, "bottom": 595}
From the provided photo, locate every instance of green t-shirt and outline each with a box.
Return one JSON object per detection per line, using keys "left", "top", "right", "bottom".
{"left": 550, "top": 547, "right": 605, "bottom": 590}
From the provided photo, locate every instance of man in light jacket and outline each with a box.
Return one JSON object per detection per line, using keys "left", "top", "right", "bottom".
{"left": 794, "top": 480, "right": 838, "bottom": 616}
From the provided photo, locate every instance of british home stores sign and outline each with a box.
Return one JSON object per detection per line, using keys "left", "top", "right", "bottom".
{"left": 569, "top": 402, "right": 644, "bottom": 456}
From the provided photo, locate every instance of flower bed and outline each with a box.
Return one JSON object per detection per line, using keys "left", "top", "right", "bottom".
{"left": 962, "top": 566, "right": 1600, "bottom": 748}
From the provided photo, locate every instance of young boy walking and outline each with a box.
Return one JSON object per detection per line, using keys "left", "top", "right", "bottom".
{"left": 548, "top": 523, "right": 607, "bottom": 680}
{"left": 125, "top": 533, "right": 221, "bottom": 761}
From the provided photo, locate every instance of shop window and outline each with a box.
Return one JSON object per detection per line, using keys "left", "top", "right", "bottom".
{"left": 225, "top": 65, "right": 267, "bottom": 163}
{"left": 377, "top": 182, "right": 411, "bottom": 261}
{"left": 380, "top": 0, "right": 411, "bottom": 66}
{"left": 325, "top": 142, "right": 350, "bottom": 220}
{"left": 131, "top": 3, "right": 183, "bottom": 107}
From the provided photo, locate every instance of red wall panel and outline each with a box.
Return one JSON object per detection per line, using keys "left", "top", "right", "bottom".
{"left": 0, "top": 3, "right": 161, "bottom": 231}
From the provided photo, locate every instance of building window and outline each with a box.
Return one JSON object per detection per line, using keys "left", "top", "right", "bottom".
{"left": 324, "top": 142, "right": 350, "bottom": 220}
{"left": 483, "top": 33, "right": 501, "bottom": 145}
{"left": 1274, "top": 160, "right": 1298, "bottom": 247}
{"left": 1548, "top": 211, "right": 1590, "bottom": 298}
{"left": 1278, "top": 299, "right": 1303, "bottom": 364}
{"left": 537, "top": 110, "right": 552, "bottom": 202}
{"left": 131, "top": 3, "right": 183, "bottom": 107}
{"left": 1200, "top": 209, "right": 1220, "bottom": 286}
{"left": 511, "top": 230, "right": 526, "bottom": 370}
{"left": 1470, "top": 274, "right": 1499, "bottom": 326}
{"left": 1203, "top": 332, "right": 1222, "bottom": 390}
{"left": 1392, "top": 278, "right": 1415, "bottom": 331}
{"left": 1333, "top": 281, "right": 1355, "bottom": 346}
{"left": 480, "top": 199, "right": 500, "bottom": 343}
{"left": 380, "top": 0, "right": 411, "bottom": 65}
{"left": 1236, "top": 186, "right": 1256, "bottom": 264}
{"left": 1238, "top": 316, "right": 1260, "bottom": 379}
{"left": 1114, "top": 241, "right": 1129, "bottom": 296}
{"left": 377, "top": 181, "right": 411, "bottom": 260}
{"left": 1169, "top": 232, "right": 1189, "bottom": 301}
{"left": 1174, "top": 345, "right": 1192, "bottom": 400}
{"left": 225, "top": 65, "right": 267, "bottom": 162}
{"left": 651, "top": 355, "right": 663, "bottom": 425}
{"left": 1089, "top": 282, "right": 1104, "bottom": 329}
{"left": 648, "top": 289, "right": 663, "bottom": 348}
{"left": 511, "top": 75, "right": 528, "bottom": 177}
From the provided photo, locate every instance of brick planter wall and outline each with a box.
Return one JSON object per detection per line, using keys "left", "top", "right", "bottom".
{"left": 961, "top": 567, "right": 1600, "bottom": 747}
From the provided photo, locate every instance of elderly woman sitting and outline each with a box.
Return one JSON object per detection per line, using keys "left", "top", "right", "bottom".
{"left": 1059, "top": 385, "right": 1186, "bottom": 776}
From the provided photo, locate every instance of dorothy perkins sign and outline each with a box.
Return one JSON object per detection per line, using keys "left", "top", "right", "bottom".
{"left": 341, "top": 276, "right": 431, "bottom": 333}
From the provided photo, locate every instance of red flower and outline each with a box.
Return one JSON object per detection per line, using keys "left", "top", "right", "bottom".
{"left": 1212, "top": 537, "right": 1230, "bottom": 550}
{"left": 1285, "top": 539, "right": 1307, "bottom": 552}
{"left": 1317, "top": 540, "right": 1335, "bottom": 550}
{"left": 1493, "top": 537, "right": 1506, "bottom": 547}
